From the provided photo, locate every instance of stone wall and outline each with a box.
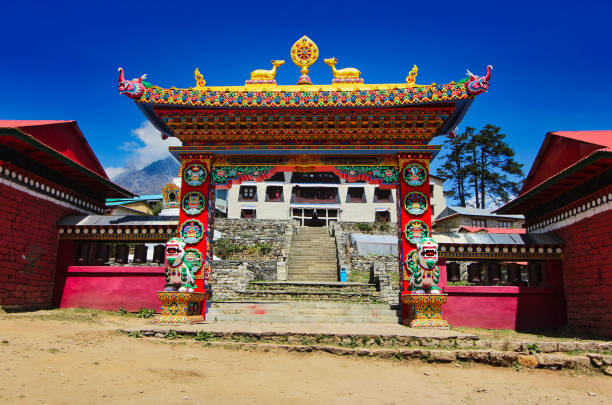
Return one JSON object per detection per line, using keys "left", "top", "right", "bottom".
{"left": 336, "top": 222, "right": 400, "bottom": 305}
{"left": 214, "top": 218, "right": 292, "bottom": 262}
{"left": 556, "top": 209, "right": 612, "bottom": 337}
{"left": 0, "top": 181, "right": 78, "bottom": 310}
{"left": 210, "top": 219, "right": 292, "bottom": 299}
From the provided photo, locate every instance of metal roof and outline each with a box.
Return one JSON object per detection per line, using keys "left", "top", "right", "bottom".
{"left": 433, "top": 232, "right": 563, "bottom": 245}
{"left": 436, "top": 206, "right": 524, "bottom": 221}
{"left": 57, "top": 215, "right": 178, "bottom": 227}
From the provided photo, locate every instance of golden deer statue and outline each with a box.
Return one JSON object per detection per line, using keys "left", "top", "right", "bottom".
{"left": 324, "top": 57, "right": 361, "bottom": 79}
{"left": 249, "top": 60, "right": 285, "bottom": 81}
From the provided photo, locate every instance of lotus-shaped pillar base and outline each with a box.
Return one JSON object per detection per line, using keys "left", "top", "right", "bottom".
{"left": 402, "top": 293, "right": 449, "bottom": 328}
{"left": 155, "top": 291, "right": 209, "bottom": 324}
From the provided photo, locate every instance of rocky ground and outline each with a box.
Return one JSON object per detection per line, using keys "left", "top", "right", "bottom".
{"left": 1, "top": 308, "right": 612, "bottom": 404}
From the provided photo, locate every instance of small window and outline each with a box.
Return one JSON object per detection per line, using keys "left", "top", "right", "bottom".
{"left": 347, "top": 187, "right": 365, "bottom": 203}
{"left": 374, "top": 188, "right": 392, "bottom": 203}
{"left": 239, "top": 186, "right": 257, "bottom": 201}
{"left": 472, "top": 219, "right": 487, "bottom": 228}
{"left": 375, "top": 210, "right": 391, "bottom": 222}
{"left": 430, "top": 185, "right": 434, "bottom": 195}
{"left": 498, "top": 220, "right": 512, "bottom": 229}
{"left": 265, "top": 186, "right": 283, "bottom": 202}
{"left": 241, "top": 209, "right": 256, "bottom": 219}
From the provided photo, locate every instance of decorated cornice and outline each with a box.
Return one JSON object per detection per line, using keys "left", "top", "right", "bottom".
{"left": 526, "top": 187, "right": 612, "bottom": 233}
{"left": 58, "top": 224, "right": 177, "bottom": 241}
{"left": 135, "top": 82, "right": 473, "bottom": 108}
{"left": 439, "top": 244, "right": 563, "bottom": 260}
{"left": 0, "top": 161, "right": 105, "bottom": 214}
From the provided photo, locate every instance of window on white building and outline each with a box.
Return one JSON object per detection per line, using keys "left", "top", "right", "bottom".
{"left": 346, "top": 187, "right": 366, "bottom": 203}
{"left": 239, "top": 186, "right": 257, "bottom": 201}
{"left": 472, "top": 219, "right": 487, "bottom": 228}
{"left": 241, "top": 209, "right": 256, "bottom": 219}
{"left": 498, "top": 220, "right": 512, "bottom": 228}
{"left": 374, "top": 188, "right": 393, "bottom": 203}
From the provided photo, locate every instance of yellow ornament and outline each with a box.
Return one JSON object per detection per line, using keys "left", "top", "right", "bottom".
{"left": 194, "top": 68, "right": 206, "bottom": 89}
{"left": 249, "top": 60, "right": 285, "bottom": 81}
{"left": 291, "top": 35, "right": 319, "bottom": 85}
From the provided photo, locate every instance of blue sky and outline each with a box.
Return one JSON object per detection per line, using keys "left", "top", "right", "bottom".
{"left": 2, "top": 1, "right": 610, "bottom": 183}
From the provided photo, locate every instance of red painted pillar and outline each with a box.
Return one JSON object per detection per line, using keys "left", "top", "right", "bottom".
{"left": 398, "top": 153, "right": 434, "bottom": 324}
{"left": 177, "top": 153, "right": 212, "bottom": 318}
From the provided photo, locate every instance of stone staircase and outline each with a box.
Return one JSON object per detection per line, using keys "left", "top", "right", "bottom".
{"left": 237, "top": 281, "right": 380, "bottom": 303}
{"left": 288, "top": 227, "right": 338, "bottom": 281}
{"left": 206, "top": 300, "right": 399, "bottom": 324}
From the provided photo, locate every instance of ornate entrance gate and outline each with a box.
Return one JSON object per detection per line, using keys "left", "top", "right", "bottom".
{"left": 118, "top": 36, "right": 490, "bottom": 323}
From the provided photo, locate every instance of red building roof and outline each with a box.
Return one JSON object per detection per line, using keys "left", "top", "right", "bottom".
{"left": 459, "top": 226, "right": 526, "bottom": 234}
{"left": 0, "top": 120, "right": 108, "bottom": 179}
{"left": 0, "top": 121, "right": 133, "bottom": 198}
{"left": 498, "top": 131, "right": 612, "bottom": 214}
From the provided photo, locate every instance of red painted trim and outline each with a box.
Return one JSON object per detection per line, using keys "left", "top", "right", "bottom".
{"left": 444, "top": 286, "right": 558, "bottom": 295}
{"left": 66, "top": 266, "right": 164, "bottom": 274}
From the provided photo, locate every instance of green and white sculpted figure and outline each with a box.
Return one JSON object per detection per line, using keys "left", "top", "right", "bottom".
{"left": 408, "top": 237, "right": 441, "bottom": 294}
{"left": 164, "top": 237, "right": 196, "bottom": 292}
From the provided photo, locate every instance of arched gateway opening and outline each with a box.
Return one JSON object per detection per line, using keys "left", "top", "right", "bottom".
{"left": 117, "top": 36, "right": 490, "bottom": 324}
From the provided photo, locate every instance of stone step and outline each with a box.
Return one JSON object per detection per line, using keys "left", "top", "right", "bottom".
{"left": 248, "top": 282, "right": 375, "bottom": 293}
{"left": 209, "top": 306, "right": 395, "bottom": 317}
{"left": 234, "top": 290, "right": 378, "bottom": 302}
{"left": 206, "top": 301, "right": 398, "bottom": 323}
{"left": 210, "top": 300, "right": 392, "bottom": 310}
{"left": 288, "top": 263, "right": 338, "bottom": 268}
{"left": 205, "top": 313, "right": 399, "bottom": 323}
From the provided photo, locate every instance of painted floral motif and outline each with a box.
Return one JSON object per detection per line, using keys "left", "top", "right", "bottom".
{"left": 334, "top": 166, "right": 399, "bottom": 185}
{"left": 404, "top": 220, "right": 429, "bottom": 244}
{"left": 403, "top": 192, "right": 428, "bottom": 215}
{"left": 138, "top": 83, "right": 471, "bottom": 107}
{"left": 210, "top": 166, "right": 275, "bottom": 185}
{"left": 180, "top": 220, "right": 204, "bottom": 244}
{"left": 183, "top": 164, "right": 208, "bottom": 187}
{"left": 184, "top": 248, "right": 203, "bottom": 273}
{"left": 403, "top": 164, "right": 427, "bottom": 187}
{"left": 182, "top": 192, "right": 206, "bottom": 215}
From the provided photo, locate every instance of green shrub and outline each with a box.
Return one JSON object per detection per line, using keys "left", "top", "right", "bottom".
{"left": 137, "top": 308, "right": 155, "bottom": 318}
{"left": 214, "top": 239, "right": 244, "bottom": 259}
{"left": 356, "top": 223, "right": 373, "bottom": 233}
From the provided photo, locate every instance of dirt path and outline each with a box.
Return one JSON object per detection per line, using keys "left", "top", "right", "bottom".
{"left": 1, "top": 312, "right": 611, "bottom": 404}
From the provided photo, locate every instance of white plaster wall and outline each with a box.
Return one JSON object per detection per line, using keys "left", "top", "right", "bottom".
{"left": 225, "top": 181, "right": 398, "bottom": 223}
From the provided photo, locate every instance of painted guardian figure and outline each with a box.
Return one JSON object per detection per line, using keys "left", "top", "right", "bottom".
{"left": 164, "top": 237, "right": 197, "bottom": 292}
{"left": 408, "top": 237, "right": 441, "bottom": 294}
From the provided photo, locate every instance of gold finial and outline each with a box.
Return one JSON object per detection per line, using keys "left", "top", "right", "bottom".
{"left": 291, "top": 36, "right": 319, "bottom": 85}
{"left": 406, "top": 65, "right": 418, "bottom": 86}
{"left": 194, "top": 68, "right": 206, "bottom": 89}
{"left": 324, "top": 57, "right": 363, "bottom": 84}
{"left": 247, "top": 60, "right": 285, "bottom": 83}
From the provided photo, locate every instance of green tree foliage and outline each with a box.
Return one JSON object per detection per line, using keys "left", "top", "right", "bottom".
{"left": 435, "top": 127, "right": 473, "bottom": 207}
{"left": 436, "top": 125, "right": 524, "bottom": 209}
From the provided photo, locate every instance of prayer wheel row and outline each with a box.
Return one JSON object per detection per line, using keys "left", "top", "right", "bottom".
{"left": 75, "top": 243, "right": 166, "bottom": 265}
{"left": 446, "top": 262, "right": 543, "bottom": 286}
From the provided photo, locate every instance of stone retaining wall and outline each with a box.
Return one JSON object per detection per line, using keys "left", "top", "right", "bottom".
{"left": 214, "top": 218, "right": 292, "bottom": 262}
{"left": 210, "top": 220, "right": 293, "bottom": 298}
{"left": 335, "top": 223, "right": 400, "bottom": 305}
{"left": 210, "top": 259, "right": 283, "bottom": 300}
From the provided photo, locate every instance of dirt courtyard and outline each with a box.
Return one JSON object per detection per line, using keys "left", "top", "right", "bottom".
{"left": 1, "top": 310, "right": 611, "bottom": 404}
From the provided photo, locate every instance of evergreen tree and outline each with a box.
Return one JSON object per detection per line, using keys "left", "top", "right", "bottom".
{"left": 435, "top": 127, "right": 473, "bottom": 207}
{"left": 437, "top": 125, "right": 524, "bottom": 209}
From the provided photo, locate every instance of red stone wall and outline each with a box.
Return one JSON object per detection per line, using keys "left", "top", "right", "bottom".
{"left": 0, "top": 182, "right": 77, "bottom": 310}
{"left": 556, "top": 209, "right": 612, "bottom": 337}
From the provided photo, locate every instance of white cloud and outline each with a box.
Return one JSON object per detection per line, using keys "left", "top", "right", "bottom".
{"left": 105, "top": 166, "right": 127, "bottom": 179}
{"left": 111, "top": 121, "right": 182, "bottom": 174}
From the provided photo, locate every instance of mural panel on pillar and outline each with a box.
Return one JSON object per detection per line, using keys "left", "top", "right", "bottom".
{"left": 398, "top": 153, "right": 434, "bottom": 323}
{"left": 177, "top": 154, "right": 212, "bottom": 293}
